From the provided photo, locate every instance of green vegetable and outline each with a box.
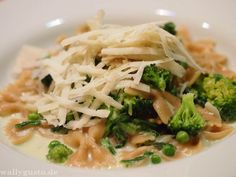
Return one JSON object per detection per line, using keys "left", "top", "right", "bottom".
{"left": 168, "top": 93, "right": 206, "bottom": 135}
{"left": 113, "top": 126, "right": 128, "bottom": 148}
{"left": 104, "top": 107, "right": 129, "bottom": 148}
{"left": 123, "top": 94, "right": 157, "bottom": 118}
{"left": 110, "top": 90, "right": 157, "bottom": 118}
{"left": 150, "top": 154, "right": 161, "bottom": 164}
{"left": 28, "top": 112, "right": 42, "bottom": 121}
{"left": 109, "top": 89, "right": 124, "bottom": 101}
{"left": 41, "top": 74, "right": 53, "bottom": 88}
{"left": 47, "top": 140, "right": 73, "bottom": 163}
{"left": 137, "top": 140, "right": 173, "bottom": 150}
{"left": 50, "top": 112, "right": 74, "bottom": 134}
{"left": 162, "top": 144, "right": 176, "bottom": 157}
{"left": 176, "top": 131, "right": 190, "bottom": 144}
{"left": 161, "top": 22, "right": 177, "bottom": 35}
{"left": 101, "top": 137, "right": 116, "bottom": 155}
{"left": 104, "top": 106, "right": 130, "bottom": 137}
{"left": 51, "top": 126, "right": 69, "bottom": 134}
{"left": 141, "top": 64, "right": 173, "bottom": 91}
{"left": 135, "top": 119, "right": 161, "bottom": 135}
{"left": 48, "top": 140, "right": 61, "bottom": 149}
{"left": 104, "top": 91, "right": 160, "bottom": 148}
{"left": 15, "top": 120, "right": 42, "bottom": 129}
{"left": 121, "top": 155, "right": 146, "bottom": 167}
{"left": 120, "top": 151, "right": 160, "bottom": 167}
{"left": 65, "top": 112, "right": 75, "bottom": 123}
{"left": 104, "top": 107, "right": 160, "bottom": 148}
{"left": 169, "top": 85, "right": 178, "bottom": 96}
{"left": 15, "top": 112, "right": 42, "bottom": 129}
{"left": 185, "top": 74, "right": 208, "bottom": 106}
{"left": 176, "top": 61, "right": 188, "bottom": 69}
{"left": 137, "top": 140, "right": 176, "bottom": 157}
{"left": 189, "top": 74, "right": 236, "bottom": 122}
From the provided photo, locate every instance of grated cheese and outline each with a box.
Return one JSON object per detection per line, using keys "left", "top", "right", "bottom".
{"left": 28, "top": 16, "right": 202, "bottom": 129}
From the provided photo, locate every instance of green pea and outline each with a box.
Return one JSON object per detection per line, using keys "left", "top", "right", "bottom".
{"left": 28, "top": 112, "right": 41, "bottom": 121}
{"left": 150, "top": 154, "right": 161, "bottom": 164}
{"left": 162, "top": 144, "right": 176, "bottom": 157}
{"left": 176, "top": 131, "right": 190, "bottom": 144}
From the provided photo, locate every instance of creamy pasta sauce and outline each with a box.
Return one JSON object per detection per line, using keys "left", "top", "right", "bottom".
{"left": 0, "top": 115, "right": 50, "bottom": 161}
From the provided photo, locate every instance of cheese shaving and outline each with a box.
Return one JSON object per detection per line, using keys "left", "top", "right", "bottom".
{"left": 31, "top": 15, "right": 202, "bottom": 129}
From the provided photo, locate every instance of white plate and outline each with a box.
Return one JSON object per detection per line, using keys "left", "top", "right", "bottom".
{"left": 0, "top": 0, "right": 236, "bottom": 177}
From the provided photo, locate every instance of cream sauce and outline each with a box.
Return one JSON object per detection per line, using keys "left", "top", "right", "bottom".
{"left": 0, "top": 114, "right": 234, "bottom": 168}
{"left": 0, "top": 115, "right": 51, "bottom": 161}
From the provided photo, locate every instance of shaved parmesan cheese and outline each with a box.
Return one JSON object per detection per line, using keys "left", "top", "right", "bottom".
{"left": 37, "top": 102, "right": 59, "bottom": 113}
{"left": 130, "top": 83, "right": 150, "bottom": 93}
{"left": 133, "top": 63, "right": 145, "bottom": 84}
{"left": 45, "top": 95, "right": 109, "bottom": 118}
{"left": 74, "top": 65, "right": 106, "bottom": 76}
{"left": 65, "top": 118, "right": 90, "bottom": 130}
{"left": 101, "top": 47, "right": 164, "bottom": 57}
{"left": 89, "top": 89, "right": 123, "bottom": 109}
{"left": 159, "top": 29, "right": 202, "bottom": 71}
{"left": 205, "top": 102, "right": 222, "bottom": 122}
{"left": 31, "top": 18, "right": 202, "bottom": 129}
{"left": 116, "top": 80, "right": 150, "bottom": 93}
{"left": 158, "top": 60, "right": 186, "bottom": 77}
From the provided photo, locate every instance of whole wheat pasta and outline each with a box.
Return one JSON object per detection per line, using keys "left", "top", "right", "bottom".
{"left": 130, "top": 133, "right": 156, "bottom": 145}
{"left": 63, "top": 130, "right": 84, "bottom": 148}
{"left": 178, "top": 27, "right": 236, "bottom": 79}
{"left": 203, "top": 124, "right": 234, "bottom": 140}
{"left": 67, "top": 135, "right": 115, "bottom": 168}
{"left": 152, "top": 90, "right": 174, "bottom": 124}
{"left": 5, "top": 118, "right": 35, "bottom": 145}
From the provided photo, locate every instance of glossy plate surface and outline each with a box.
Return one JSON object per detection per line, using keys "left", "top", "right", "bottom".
{"left": 0, "top": 0, "right": 236, "bottom": 177}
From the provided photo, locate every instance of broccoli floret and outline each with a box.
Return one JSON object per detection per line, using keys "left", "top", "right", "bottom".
{"left": 104, "top": 106, "right": 146, "bottom": 148}
{"left": 104, "top": 90, "right": 171, "bottom": 148}
{"left": 104, "top": 107, "right": 130, "bottom": 136}
{"left": 103, "top": 106, "right": 129, "bottom": 148}
{"left": 189, "top": 74, "right": 236, "bottom": 122}
{"left": 112, "top": 126, "right": 128, "bottom": 148}
{"left": 161, "top": 22, "right": 177, "bottom": 35}
{"left": 141, "top": 64, "right": 173, "bottom": 91}
{"left": 122, "top": 93, "right": 157, "bottom": 118}
{"left": 47, "top": 140, "right": 73, "bottom": 163}
{"left": 104, "top": 92, "right": 161, "bottom": 148}
{"left": 104, "top": 107, "right": 160, "bottom": 148}
{"left": 185, "top": 74, "right": 208, "bottom": 106}
{"left": 110, "top": 90, "right": 157, "bottom": 119}
{"left": 168, "top": 93, "right": 206, "bottom": 135}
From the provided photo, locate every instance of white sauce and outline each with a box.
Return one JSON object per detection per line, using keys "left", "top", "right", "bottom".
{"left": 0, "top": 116, "right": 51, "bottom": 161}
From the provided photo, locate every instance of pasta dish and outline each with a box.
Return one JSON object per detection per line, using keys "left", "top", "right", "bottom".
{"left": 0, "top": 12, "right": 235, "bottom": 168}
